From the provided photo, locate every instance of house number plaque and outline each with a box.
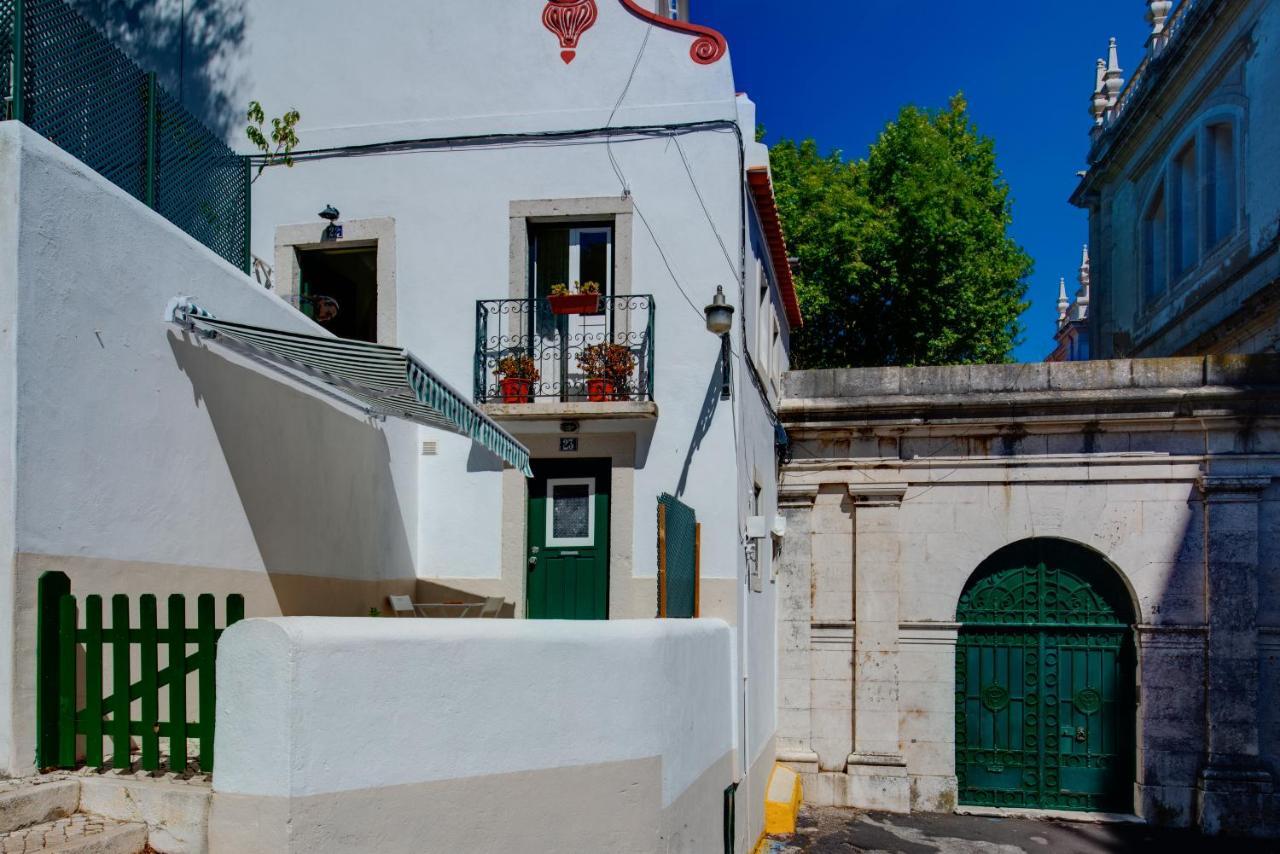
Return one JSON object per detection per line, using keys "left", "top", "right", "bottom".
{"left": 560, "top": 437, "right": 578, "bottom": 452}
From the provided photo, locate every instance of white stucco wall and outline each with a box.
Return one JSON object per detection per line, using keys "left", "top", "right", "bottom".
{"left": 0, "top": 123, "right": 22, "bottom": 776}
{"left": 224, "top": 0, "right": 737, "bottom": 148}
{"left": 211, "top": 617, "right": 734, "bottom": 853}
{"left": 0, "top": 122, "right": 423, "bottom": 774}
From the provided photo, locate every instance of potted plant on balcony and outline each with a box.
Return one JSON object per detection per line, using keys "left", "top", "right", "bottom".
{"left": 494, "top": 353, "right": 539, "bottom": 404}
{"left": 576, "top": 342, "right": 636, "bottom": 402}
{"left": 547, "top": 280, "right": 602, "bottom": 315}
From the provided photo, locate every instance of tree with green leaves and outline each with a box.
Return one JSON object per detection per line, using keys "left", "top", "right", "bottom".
{"left": 245, "top": 101, "right": 301, "bottom": 183}
{"left": 770, "top": 95, "right": 1032, "bottom": 368}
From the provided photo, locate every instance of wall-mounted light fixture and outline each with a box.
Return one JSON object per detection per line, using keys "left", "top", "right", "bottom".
{"left": 704, "top": 285, "right": 735, "bottom": 400}
{"left": 319, "top": 205, "right": 342, "bottom": 241}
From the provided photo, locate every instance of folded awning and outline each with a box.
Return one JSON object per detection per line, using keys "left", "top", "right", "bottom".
{"left": 170, "top": 300, "right": 531, "bottom": 476}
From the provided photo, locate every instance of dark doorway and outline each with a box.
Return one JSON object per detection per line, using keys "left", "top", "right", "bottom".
{"left": 297, "top": 245, "right": 378, "bottom": 343}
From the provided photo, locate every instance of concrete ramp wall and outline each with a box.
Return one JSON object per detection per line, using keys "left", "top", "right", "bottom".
{"left": 211, "top": 617, "right": 734, "bottom": 853}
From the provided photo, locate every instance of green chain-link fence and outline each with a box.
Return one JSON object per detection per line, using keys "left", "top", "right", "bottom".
{"left": 3, "top": 0, "right": 250, "bottom": 271}
{"left": 658, "top": 493, "right": 699, "bottom": 618}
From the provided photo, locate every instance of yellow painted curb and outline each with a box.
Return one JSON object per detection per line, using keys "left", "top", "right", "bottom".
{"left": 762, "top": 762, "right": 803, "bottom": 836}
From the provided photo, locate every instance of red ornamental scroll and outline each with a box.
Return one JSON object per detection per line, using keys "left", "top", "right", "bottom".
{"left": 616, "top": 0, "right": 727, "bottom": 65}
{"left": 543, "top": 0, "right": 599, "bottom": 64}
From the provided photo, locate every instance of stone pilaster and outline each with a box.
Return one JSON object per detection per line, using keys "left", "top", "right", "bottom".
{"left": 776, "top": 484, "right": 818, "bottom": 771}
{"left": 846, "top": 483, "right": 910, "bottom": 813}
{"left": 1136, "top": 625, "right": 1207, "bottom": 827}
{"left": 1195, "top": 475, "right": 1277, "bottom": 836}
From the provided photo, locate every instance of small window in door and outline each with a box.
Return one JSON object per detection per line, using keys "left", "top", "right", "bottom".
{"left": 546, "top": 478, "right": 596, "bottom": 547}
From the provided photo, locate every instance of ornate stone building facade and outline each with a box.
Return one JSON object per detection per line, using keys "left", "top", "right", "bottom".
{"left": 776, "top": 356, "right": 1280, "bottom": 836}
{"left": 1071, "top": 0, "right": 1280, "bottom": 359}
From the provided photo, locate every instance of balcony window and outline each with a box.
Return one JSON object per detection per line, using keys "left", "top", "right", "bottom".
{"left": 531, "top": 224, "right": 614, "bottom": 302}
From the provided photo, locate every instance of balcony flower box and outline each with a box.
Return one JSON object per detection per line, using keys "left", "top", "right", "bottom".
{"left": 548, "top": 293, "right": 601, "bottom": 315}
{"left": 547, "top": 281, "right": 602, "bottom": 315}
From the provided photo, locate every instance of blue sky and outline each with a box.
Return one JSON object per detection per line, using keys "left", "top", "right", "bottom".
{"left": 695, "top": 0, "right": 1152, "bottom": 362}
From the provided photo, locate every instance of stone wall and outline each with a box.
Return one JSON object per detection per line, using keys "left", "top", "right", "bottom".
{"left": 777, "top": 357, "right": 1280, "bottom": 836}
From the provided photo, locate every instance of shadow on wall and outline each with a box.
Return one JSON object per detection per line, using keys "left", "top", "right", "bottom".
{"left": 66, "top": 0, "right": 246, "bottom": 140}
{"left": 676, "top": 352, "right": 725, "bottom": 498}
{"left": 167, "top": 332, "right": 416, "bottom": 614}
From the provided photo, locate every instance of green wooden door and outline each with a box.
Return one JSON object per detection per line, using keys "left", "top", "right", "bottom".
{"left": 955, "top": 549, "right": 1134, "bottom": 811}
{"left": 526, "top": 459, "right": 610, "bottom": 620}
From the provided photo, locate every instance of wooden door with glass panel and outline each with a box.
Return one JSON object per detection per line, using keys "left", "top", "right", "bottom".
{"left": 526, "top": 459, "right": 610, "bottom": 620}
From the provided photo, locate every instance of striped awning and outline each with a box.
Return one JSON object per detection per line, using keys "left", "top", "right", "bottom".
{"left": 171, "top": 301, "right": 531, "bottom": 476}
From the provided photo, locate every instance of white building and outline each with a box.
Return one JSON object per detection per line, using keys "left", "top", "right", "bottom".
{"left": 2, "top": 1, "right": 801, "bottom": 849}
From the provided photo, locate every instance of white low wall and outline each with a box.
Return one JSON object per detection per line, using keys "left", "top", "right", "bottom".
{"left": 211, "top": 617, "right": 734, "bottom": 853}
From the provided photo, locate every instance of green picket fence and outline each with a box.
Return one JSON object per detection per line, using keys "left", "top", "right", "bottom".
{"left": 36, "top": 571, "right": 244, "bottom": 774}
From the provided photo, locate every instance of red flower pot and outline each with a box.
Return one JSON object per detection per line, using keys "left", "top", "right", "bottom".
{"left": 585, "top": 378, "right": 615, "bottom": 402}
{"left": 548, "top": 293, "right": 601, "bottom": 315}
{"left": 500, "top": 377, "right": 533, "bottom": 404}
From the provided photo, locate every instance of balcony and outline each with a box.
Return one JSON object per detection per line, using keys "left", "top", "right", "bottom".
{"left": 474, "top": 295, "right": 657, "bottom": 420}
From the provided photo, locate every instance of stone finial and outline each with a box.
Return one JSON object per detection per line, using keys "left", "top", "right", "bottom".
{"left": 1074, "top": 245, "right": 1090, "bottom": 321}
{"left": 1057, "top": 277, "right": 1070, "bottom": 327}
{"left": 1091, "top": 58, "right": 1109, "bottom": 126}
{"left": 1147, "top": 0, "right": 1173, "bottom": 53}
{"left": 1104, "top": 38, "right": 1124, "bottom": 105}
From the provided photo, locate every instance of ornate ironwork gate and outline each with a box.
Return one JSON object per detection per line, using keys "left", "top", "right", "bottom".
{"left": 955, "top": 543, "right": 1134, "bottom": 811}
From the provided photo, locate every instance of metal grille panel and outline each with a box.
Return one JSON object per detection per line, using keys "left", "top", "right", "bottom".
{"left": 154, "top": 86, "right": 248, "bottom": 270}
{"left": 658, "top": 493, "right": 697, "bottom": 619}
{"left": 4, "top": 0, "right": 248, "bottom": 270}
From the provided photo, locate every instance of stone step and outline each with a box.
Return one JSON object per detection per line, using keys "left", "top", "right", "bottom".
{"left": 0, "top": 815, "right": 147, "bottom": 853}
{"left": 0, "top": 781, "right": 80, "bottom": 835}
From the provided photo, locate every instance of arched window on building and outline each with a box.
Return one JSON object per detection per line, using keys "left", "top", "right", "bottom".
{"left": 1205, "top": 121, "right": 1238, "bottom": 248}
{"left": 1171, "top": 140, "right": 1199, "bottom": 278}
{"left": 1142, "top": 186, "right": 1167, "bottom": 304}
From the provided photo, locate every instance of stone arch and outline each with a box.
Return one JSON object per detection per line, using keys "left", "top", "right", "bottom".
{"left": 955, "top": 538, "right": 1139, "bottom": 626}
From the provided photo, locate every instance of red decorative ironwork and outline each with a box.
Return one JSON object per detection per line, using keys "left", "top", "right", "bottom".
{"left": 616, "top": 0, "right": 727, "bottom": 65}
{"left": 543, "top": 0, "right": 599, "bottom": 64}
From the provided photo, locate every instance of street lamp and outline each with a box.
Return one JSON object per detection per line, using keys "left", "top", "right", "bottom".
{"left": 704, "top": 285, "right": 735, "bottom": 400}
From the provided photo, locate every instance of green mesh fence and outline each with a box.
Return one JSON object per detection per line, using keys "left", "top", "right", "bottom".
{"left": 4, "top": 0, "right": 249, "bottom": 271}
{"left": 658, "top": 493, "right": 698, "bottom": 619}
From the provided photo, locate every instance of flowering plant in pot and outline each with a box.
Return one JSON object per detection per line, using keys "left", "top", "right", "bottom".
{"left": 547, "top": 280, "right": 602, "bottom": 315}
{"left": 576, "top": 342, "right": 636, "bottom": 402}
{"left": 494, "top": 353, "right": 539, "bottom": 403}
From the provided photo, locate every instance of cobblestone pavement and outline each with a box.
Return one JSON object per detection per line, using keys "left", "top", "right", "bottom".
{"left": 0, "top": 813, "right": 113, "bottom": 852}
{"left": 764, "top": 807, "right": 1280, "bottom": 853}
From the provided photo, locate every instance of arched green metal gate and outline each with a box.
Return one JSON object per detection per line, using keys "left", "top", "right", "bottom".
{"left": 955, "top": 541, "right": 1135, "bottom": 811}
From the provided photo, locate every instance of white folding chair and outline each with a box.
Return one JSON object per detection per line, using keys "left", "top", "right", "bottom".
{"left": 387, "top": 594, "right": 416, "bottom": 617}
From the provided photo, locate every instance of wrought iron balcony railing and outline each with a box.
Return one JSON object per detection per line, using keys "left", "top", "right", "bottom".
{"left": 474, "top": 295, "right": 655, "bottom": 405}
